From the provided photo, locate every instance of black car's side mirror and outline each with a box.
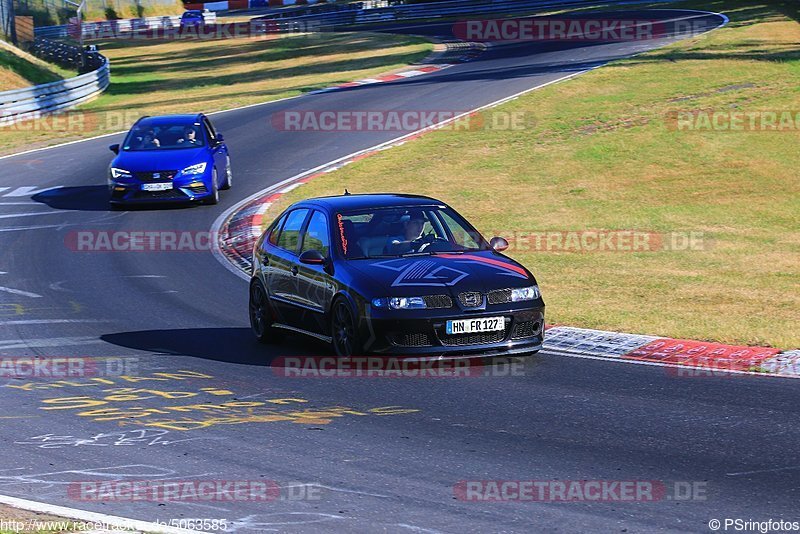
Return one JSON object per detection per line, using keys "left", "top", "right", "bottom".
{"left": 299, "top": 249, "right": 327, "bottom": 265}
{"left": 490, "top": 236, "right": 509, "bottom": 252}
{"left": 109, "top": 144, "right": 120, "bottom": 154}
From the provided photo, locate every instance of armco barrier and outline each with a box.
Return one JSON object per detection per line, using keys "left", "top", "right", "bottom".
{"left": 0, "top": 44, "right": 109, "bottom": 124}
{"left": 249, "top": 0, "right": 680, "bottom": 28}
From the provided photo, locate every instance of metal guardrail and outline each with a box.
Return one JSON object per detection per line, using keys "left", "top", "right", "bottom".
{"left": 34, "top": 11, "right": 217, "bottom": 39}
{"left": 0, "top": 40, "right": 109, "bottom": 124}
{"left": 256, "top": 0, "right": 658, "bottom": 28}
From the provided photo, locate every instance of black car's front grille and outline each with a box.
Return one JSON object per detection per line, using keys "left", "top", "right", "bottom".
{"left": 438, "top": 329, "right": 508, "bottom": 346}
{"left": 390, "top": 333, "right": 433, "bottom": 347}
{"left": 487, "top": 288, "right": 513, "bottom": 305}
{"left": 457, "top": 291, "right": 483, "bottom": 308}
{"left": 511, "top": 320, "right": 541, "bottom": 340}
{"left": 423, "top": 295, "right": 453, "bottom": 309}
{"left": 134, "top": 170, "right": 178, "bottom": 182}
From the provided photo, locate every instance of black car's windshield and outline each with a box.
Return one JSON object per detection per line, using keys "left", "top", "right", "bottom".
{"left": 337, "top": 206, "right": 489, "bottom": 259}
{"left": 122, "top": 122, "right": 206, "bottom": 151}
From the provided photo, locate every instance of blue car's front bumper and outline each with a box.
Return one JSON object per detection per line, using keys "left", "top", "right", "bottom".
{"left": 109, "top": 170, "right": 213, "bottom": 204}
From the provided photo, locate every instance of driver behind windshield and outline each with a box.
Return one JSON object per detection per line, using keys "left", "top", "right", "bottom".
{"left": 177, "top": 126, "right": 202, "bottom": 146}
{"left": 385, "top": 212, "right": 426, "bottom": 254}
{"left": 136, "top": 128, "right": 160, "bottom": 149}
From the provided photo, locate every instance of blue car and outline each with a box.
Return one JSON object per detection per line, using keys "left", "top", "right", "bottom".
{"left": 179, "top": 10, "right": 205, "bottom": 28}
{"left": 108, "top": 114, "right": 231, "bottom": 207}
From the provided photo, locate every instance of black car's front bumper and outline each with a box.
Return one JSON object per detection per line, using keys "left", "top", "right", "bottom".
{"left": 363, "top": 307, "right": 545, "bottom": 357}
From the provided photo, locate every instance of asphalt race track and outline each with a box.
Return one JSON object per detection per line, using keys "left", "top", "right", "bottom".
{"left": 1, "top": 10, "right": 799, "bottom": 533}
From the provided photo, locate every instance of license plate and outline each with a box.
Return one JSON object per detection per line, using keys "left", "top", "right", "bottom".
{"left": 446, "top": 316, "right": 504, "bottom": 335}
{"left": 142, "top": 182, "right": 172, "bottom": 191}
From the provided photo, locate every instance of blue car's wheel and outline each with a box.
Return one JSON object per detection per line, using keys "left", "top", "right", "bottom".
{"left": 221, "top": 156, "right": 232, "bottom": 191}
{"left": 203, "top": 168, "right": 220, "bottom": 205}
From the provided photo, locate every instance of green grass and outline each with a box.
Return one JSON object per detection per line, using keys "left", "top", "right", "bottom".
{"left": 0, "top": 32, "right": 432, "bottom": 154}
{"left": 260, "top": 0, "right": 800, "bottom": 349}
{"left": 0, "top": 45, "right": 69, "bottom": 90}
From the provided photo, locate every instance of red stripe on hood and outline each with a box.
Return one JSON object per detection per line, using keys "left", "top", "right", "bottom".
{"left": 439, "top": 254, "right": 529, "bottom": 278}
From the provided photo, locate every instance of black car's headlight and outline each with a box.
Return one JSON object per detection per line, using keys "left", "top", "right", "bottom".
{"left": 371, "top": 297, "right": 427, "bottom": 310}
{"left": 511, "top": 286, "right": 541, "bottom": 302}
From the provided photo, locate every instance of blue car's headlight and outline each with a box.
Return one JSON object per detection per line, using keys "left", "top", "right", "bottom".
{"left": 110, "top": 167, "right": 132, "bottom": 180}
{"left": 181, "top": 162, "right": 207, "bottom": 175}
{"left": 511, "top": 286, "right": 540, "bottom": 302}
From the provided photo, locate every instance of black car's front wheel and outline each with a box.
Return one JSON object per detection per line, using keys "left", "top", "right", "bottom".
{"left": 331, "top": 298, "right": 361, "bottom": 357}
{"left": 249, "top": 280, "right": 282, "bottom": 344}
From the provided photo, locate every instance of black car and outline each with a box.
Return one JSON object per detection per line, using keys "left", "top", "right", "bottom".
{"left": 249, "top": 193, "right": 545, "bottom": 357}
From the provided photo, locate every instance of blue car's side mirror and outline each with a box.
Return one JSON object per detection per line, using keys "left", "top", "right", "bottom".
{"left": 215, "top": 133, "right": 224, "bottom": 143}
{"left": 109, "top": 144, "right": 120, "bottom": 154}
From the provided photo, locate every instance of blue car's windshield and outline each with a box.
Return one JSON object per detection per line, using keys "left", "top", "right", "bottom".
{"left": 337, "top": 206, "right": 490, "bottom": 259}
{"left": 122, "top": 122, "right": 206, "bottom": 151}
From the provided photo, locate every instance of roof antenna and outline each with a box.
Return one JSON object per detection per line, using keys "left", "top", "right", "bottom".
{"left": 344, "top": 189, "right": 351, "bottom": 195}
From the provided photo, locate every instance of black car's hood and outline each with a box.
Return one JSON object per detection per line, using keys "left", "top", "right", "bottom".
{"left": 346, "top": 251, "right": 534, "bottom": 296}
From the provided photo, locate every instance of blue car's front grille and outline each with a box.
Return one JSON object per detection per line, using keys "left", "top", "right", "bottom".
{"left": 134, "top": 189, "right": 188, "bottom": 200}
{"left": 134, "top": 170, "right": 178, "bottom": 182}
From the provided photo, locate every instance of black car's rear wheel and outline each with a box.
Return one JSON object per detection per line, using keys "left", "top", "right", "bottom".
{"left": 249, "top": 280, "right": 282, "bottom": 344}
{"left": 331, "top": 299, "right": 360, "bottom": 357}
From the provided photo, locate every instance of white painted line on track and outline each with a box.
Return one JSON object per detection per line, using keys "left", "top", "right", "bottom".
{"left": 0, "top": 211, "right": 73, "bottom": 219}
{"left": 0, "top": 286, "right": 42, "bottom": 298}
{"left": 0, "top": 319, "right": 109, "bottom": 326}
{"left": 0, "top": 494, "right": 205, "bottom": 534}
{"left": 0, "top": 336, "right": 101, "bottom": 350}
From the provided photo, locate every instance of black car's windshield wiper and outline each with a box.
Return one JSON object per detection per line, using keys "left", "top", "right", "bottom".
{"left": 400, "top": 251, "right": 435, "bottom": 257}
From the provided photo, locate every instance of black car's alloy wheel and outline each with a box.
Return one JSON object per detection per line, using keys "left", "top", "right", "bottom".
{"left": 250, "top": 281, "right": 281, "bottom": 344}
{"left": 332, "top": 299, "right": 359, "bottom": 356}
